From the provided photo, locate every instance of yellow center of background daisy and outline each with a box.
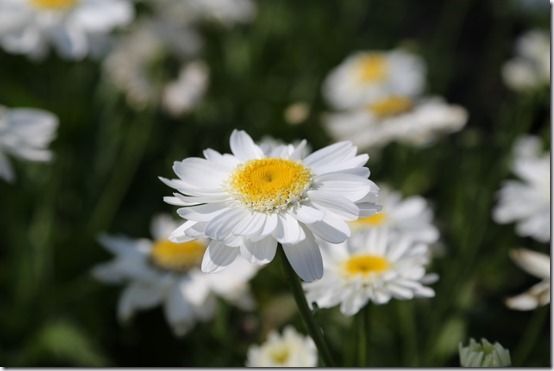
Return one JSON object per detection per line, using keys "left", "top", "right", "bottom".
{"left": 357, "top": 55, "right": 388, "bottom": 83}
{"left": 354, "top": 212, "right": 388, "bottom": 227}
{"left": 344, "top": 255, "right": 390, "bottom": 277}
{"left": 230, "top": 158, "right": 312, "bottom": 212}
{"left": 150, "top": 239, "right": 205, "bottom": 272}
{"left": 31, "top": 0, "right": 76, "bottom": 9}
{"left": 269, "top": 346, "right": 290, "bottom": 365}
{"left": 369, "top": 96, "right": 413, "bottom": 118}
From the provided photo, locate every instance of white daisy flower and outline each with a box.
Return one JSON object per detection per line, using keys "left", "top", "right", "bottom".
{"left": 323, "top": 49, "right": 426, "bottom": 110}
{"left": 350, "top": 186, "right": 439, "bottom": 245}
{"left": 325, "top": 96, "right": 468, "bottom": 150}
{"left": 493, "top": 136, "right": 550, "bottom": 243}
{"left": 0, "top": 105, "right": 58, "bottom": 182}
{"left": 162, "top": 61, "right": 209, "bottom": 116}
{"left": 506, "top": 248, "right": 550, "bottom": 311}
{"left": 92, "top": 214, "right": 258, "bottom": 336}
{"left": 303, "top": 228, "right": 436, "bottom": 316}
{"left": 161, "top": 130, "right": 380, "bottom": 282}
{"left": 502, "top": 30, "right": 549, "bottom": 92}
{"left": 246, "top": 326, "right": 318, "bottom": 367}
{"left": 103, "top": 19, "right": 202, "bottom": 110}
{"left": 0, "top": 0, "right": 134, "bottom": 60}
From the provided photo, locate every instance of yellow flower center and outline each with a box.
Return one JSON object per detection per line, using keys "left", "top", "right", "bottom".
{"left": 30, "top": 0, "right": 77, "bottom": 9}
{"left": 343, "top": 255, "right": 391, "bottom": 277}
{"left": 353, "top": 212, "right": 388, "bottom": 227}
{"left": 150, "top": 239, "right": 206, "bottom": 272}
{"left": 229, "top": 158, "right": 312, "bottom": 213}
{"left": 368, "top": 96, "right": 413, "bottom": 118}
{"left": 357, "top": 54, "right": 388, "bottom": 84}
{"left": 269, "top": 346, "right": 290, "bottom": 365}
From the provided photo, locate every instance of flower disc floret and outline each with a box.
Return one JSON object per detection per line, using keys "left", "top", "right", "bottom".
{"left": 343, "top": 254, "right": 390, "bottom": 277}
{"left": 229, "top": 158, "right": 312, "bottom": 213}
{"left": 151, "top": 239, "right": 206, "bottom": 272}
{"left": 31, "top": 0, "right": 76, "bottom": 9}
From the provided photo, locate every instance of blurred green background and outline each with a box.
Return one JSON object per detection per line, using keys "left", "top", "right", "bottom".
{"left": 0, "top": 0, "right": 550, "bottom": 366}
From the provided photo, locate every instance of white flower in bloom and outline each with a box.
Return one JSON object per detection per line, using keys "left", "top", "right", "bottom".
{"left": 323, "top": 49, "right": 426, "bottom": 110}
{"left": 303, "top": 228, "right": 436, "bottom": 315}
{"left": 246, "top": 326, "right": 317, "bottom": 367}
{"left": 506, "top": 248, "right": 550, "bottom": 311}
{"left": 162, "top": 61, "right": 209, "bottom": 116}
{"left": 92, "top": 214, "right": 258, "bottom": 336}
{"left": 0, "top": 0, "right": 134, "bottom": 60}
{"left": 459, "top": 338, "right": 511, "bottom": 367}
{"left": 0, "top": 106, "right": 58, "bottom": 182}
{"left": 350, "top": 186, "right": 439, "bottom": 245}
{"left": 103, "top": 20, "right": 202, "bottom": 109}
{"left": 161, "top": 130, "right": 380, "bottom": 282}
{"left": 493, "top": 136, "right": 550, "bottom": 242}
{"left": 325, "top": 96, "right": 468, "bottom": 150}
{"left": 503, "top": 30, "right": 549, "bottom": 92}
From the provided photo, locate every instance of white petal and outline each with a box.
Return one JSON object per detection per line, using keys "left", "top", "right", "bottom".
{"left": 229, "top": 130, "right": 264, "bottom": 161}
{"left": 201, "top": 241, "right": 240, "bottom": 273}
{"left": 294, "top": 204, "right": 325, "bottom": 224}
{"left": 308, "top": 190, "right": 359, "bottom": 220}
{"left": 307, "top": 215, "right": 350, "bottom": 243}
{"left": 241, "top": 236, "right": 278, "bottom": 264}
{"left": 204, "top": 207, "right": 249, "bottom": 240}
{"left": 177, "top": 203, "right": 228, "bottom": 222}
{"left": 282, "top": 232, "right": 323, "bottom": 282}
{"left": 0, "top": 152, "right": 14, "bottom": 182}
{"left": 274, "top": 213, "right": 306, "bottom": 244}
{"left": 117, "top": 282, "right": 164, "bottom": 322}
{"left": 510, "top": 248, "right": 550, "bottom": 279}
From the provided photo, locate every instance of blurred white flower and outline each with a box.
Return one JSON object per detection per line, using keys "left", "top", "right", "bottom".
{"left": 502, "top": 30, "right": 549, "bottom": 92}
{"left": 506, "top": 248, "right": 550, "bottom": 310}
{"left": 246, "top": 326, "right": 318, "bottom": 367}
{"left": 257, "top": 136, "right": 312, "bottom": 159}
{"left": 162, "top": 61, "right": 209, "bottom": 116}
{"left": 323, "top": 49, "right": 426, "bottom": 110}
{"left": 325, "top": 96, "right": 468, "bottom": 150}
{"left": 92, "top": 214, "right": 258, "bottom": 337}
{"left": 350, "top": 186, "right": 439, "bottom": 245}
{"left": 103, "top": 20, "right": 202, "bottom": 110}
{"left": 459, "top": 338, "right": 511, "bottom": 367}
{"left": 303, "top": 228, "right": 436, "bottom": 316}
{"left": 0, "top": 0, "right": 134, "bottom": 60}
{"left": 493, "top": 136, "right": 550, "bottom": 242}
{"left": 161, "top": 130, "right": 380, "bottom": 282}
{"left": 0, "top": 106, "right": 58, "bottom": 182}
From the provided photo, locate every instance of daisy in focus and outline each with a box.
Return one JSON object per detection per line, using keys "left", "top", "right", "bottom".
{"left": 493, "top": 135, "right": 550, "bottom": 243}
{"left": 161, "top": 130, "right": 380, "bottom": 282}
{"left": 502, "top": 30, "right": 549, "bottom": 92}
{"left": 0, "top": 105, "right": 58, "bottom": 182}
{"left": 303, "top": 228, "right": 436, "bottom": 315}
{"left": 324, "top": 96, "right": 468, "bottom": 150}
{"left": 246, "top": 326, "right": 317, "bottom": 367}
{"left": 505, "top": 248, "right": 550, "bottom": 311}
{"left": 0, "top": 0, "right": 134, "bottom": 60}
{"left": 323, "top": 49, "right": 426, "bottom": 110}
{"left": 92, "top": 214, "right": 258, "bottom": 336}
{"left": 350, "top": 186, "right": 439, "bottom": 245}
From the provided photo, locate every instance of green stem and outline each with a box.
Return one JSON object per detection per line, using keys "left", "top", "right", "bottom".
{"left": 357, "top": 306, "right": 369, "bottom": 366}
{"left": 513, "top": 307, "right": 548, "bottom": 365}
{"left": 278, "top": 248, "right": 335, "bottom": 366}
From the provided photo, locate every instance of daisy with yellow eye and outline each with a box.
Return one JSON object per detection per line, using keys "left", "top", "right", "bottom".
{"left": 324, "top": 96, "right": 468, "bottom": 150}
{"left": 0, "top": 105, "right": 58, "bottom": 182}
{"left": 350, "top": 186, "right": 439, "bottom": 245}
{"left": 92, "top": 214, "right": 258, "bottom": 337}
{"left": 161, "top": 130, "right": 380, "bottom": 282}
{"left": 246, "top": 326, "right": 318, "bottom": 367}
{"left": 323, "top": 49, "right": 426, "bottom": 110}
{"left": 303, "top": 228, "right": 436, "bottom": 316}
{"left": 0, "top": 0, "right": 134, "bottom": 59}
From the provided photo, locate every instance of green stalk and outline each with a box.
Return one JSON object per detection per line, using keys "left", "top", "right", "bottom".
{"left": 357, "top": 305, "right": 369, "bottom": 366}
{"left": 278, "top": 248, "right": 335, "bottom": 366}
{"left": 513, "top": 306, "right": 548, "bottom": 365}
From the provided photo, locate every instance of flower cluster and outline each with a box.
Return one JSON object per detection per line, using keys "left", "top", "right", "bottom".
{"left": 323, "top": 48, "right": 468, "bottom": 150}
